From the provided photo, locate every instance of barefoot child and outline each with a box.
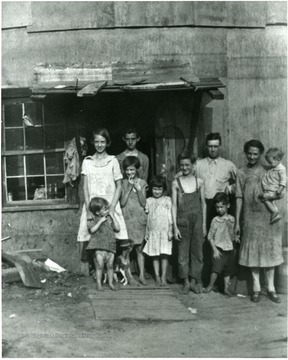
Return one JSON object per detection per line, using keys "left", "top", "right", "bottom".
{"left": 86, "top": 197, "right": 120, "bottom": 291}
{"left": 120, "top": 156, "right": 148, "bottom": 286}
{"left": 260, "top": 148, "right": 286, "bottom": 224}
{"left": 172, "top": 151, "right": 207, "bottom": 295}
{"left": 204, "top": 192, "right": 239, "bottom": 296}
{"left": 143, "top": 176, "right": 173, "bottom": 286}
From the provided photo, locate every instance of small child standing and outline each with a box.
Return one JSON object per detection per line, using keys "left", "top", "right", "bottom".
{"left": 204, "top": 192, "right": 239, "bottom": 297}
{"left": 260, "top": 148, "right": 286, "bottom": 224}
{"left": 121, "top": 156, "right": 148, "bottom": 286}
{"left": 143, "top": 176, "right": 173, "bottom": 286}
{"left": 86, "top": 197, "right": 120, "bottom": 291}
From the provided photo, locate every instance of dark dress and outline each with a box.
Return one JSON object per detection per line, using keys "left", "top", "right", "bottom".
{"left": 121, "top": 179, "right": 147, "bottom": 245}
{"left": 236, "top": 164, "right": 283, "bottom": 267}
{"left": 86, "top": 215, "right": 116, "bottom": 254}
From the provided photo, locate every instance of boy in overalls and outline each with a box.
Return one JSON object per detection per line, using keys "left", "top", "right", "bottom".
{"left": 172, "top": 152, "right": 207, "bottom": 294}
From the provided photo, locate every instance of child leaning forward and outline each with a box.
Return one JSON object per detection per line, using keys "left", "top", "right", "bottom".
{"left": 86, "top": 197, "right": 120, "bottom": 291}
{"left": 204, "top": 192, "right": 239, "bottom": 296}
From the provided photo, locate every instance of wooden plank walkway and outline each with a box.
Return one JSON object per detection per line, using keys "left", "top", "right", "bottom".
{"left": 88, "top": 286, "right": 194, "bottom": 321}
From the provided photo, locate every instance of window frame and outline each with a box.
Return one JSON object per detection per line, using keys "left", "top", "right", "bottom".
{"left": 1, "top": 89, "right": 80, "bottom": 212}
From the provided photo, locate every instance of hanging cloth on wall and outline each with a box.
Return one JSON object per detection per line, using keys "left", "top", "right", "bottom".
{"left": 63, "top": 137, "right": 81, "bottom": 186}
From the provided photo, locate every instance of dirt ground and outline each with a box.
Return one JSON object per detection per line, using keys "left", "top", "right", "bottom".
{"left": 2, "top": 269, "right": 287, "bottom": 358}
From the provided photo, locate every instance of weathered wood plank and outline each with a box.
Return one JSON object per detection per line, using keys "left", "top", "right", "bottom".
{"left": 207, "top": 89, "right": 225, "bottom": 100}
{"left": 33, "top": 64, "right": 112, "bottom": 86}
{"left": 115, "top": 2, "right": 195, "bottom": 27}
{"left": 112, "top": 60, "right": 196, "bottom": 84}
{"left": 2, "top": 1, "right": 32, "bottom": 29}
{"left": 194, "top": 1, "right": 267, "bottom": 28}
{"left": 88, "top": 287, "right": 192, "bottom": 321}
{"left": 28, "top": 2, "right": 115, "bottom": 32}
{"left": 266, "top": 2, "right": 287, "bottom": 25}
{"left": 77, "top": 81, "right": 107, "bottom": 97}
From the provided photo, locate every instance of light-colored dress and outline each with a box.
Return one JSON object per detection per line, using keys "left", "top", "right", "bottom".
{"left": 143, "top": 196, "right": 173, "bottom": 256}
{"left": 236, "top": 163, "right": 283, "bottom": 267}
{"left": 77, "top": 155, "right": 128, "bottom": 242}
{"left": 121, "top": 178, "right": 147, "bottom": 245}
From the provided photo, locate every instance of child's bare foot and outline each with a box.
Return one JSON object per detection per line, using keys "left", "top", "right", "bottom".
{"left": 139, "top": 276, "right": 147, "bottom": 286}
{"left": 109, "top": 283, "right": 118, "bottom": 291}
{"left": 128, "top": 277, "right": 140, "bottom": 286}
{"left": 190, "top": 279, "right": 202, "bottom": 294}
{"left": 224, "top": 289, "right": 235, "bottom": 297}
{"left": 161, "top": 278, "right": 168, "bottom": 287}
{"left": 203, "top": 285, "right": 213, "bottom": 293}
{"left": 96, "top": 284, "right": 104, "bottom": 291}
{"left": 181, "top": 283, "right": 190, "bottom": 295}
{"left": 190, "top": 283, "right": 200, "bottom": 294}
{"left": 155, "top": 276, "right": 161, "bottom": 286}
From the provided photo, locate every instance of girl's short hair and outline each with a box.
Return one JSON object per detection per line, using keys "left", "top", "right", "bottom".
{"left": 122, "top": 156, "right": 141, "bottom": 170}
{"left": 213, "top": 192, "right": 230, "bottom": 205}
{"left": 92, "top": 128, "right": 111, "bottom": 147}
{"left": 265, "top": 147, "right": 284, "bottom": 161}
{"left": 178, "top": 151, "right": 197, "bottom": 164}
{"left": 89, "top": 197, "right": 109, "bottom": 214}
{"left": 149, "top": 175, "right": 167, "bottom": 191}
{"left": 243, "top": 139, "right": 265, "bottom": 154}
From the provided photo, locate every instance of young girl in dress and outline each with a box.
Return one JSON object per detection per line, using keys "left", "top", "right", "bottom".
{"left": 143, "top": 176, "right": 173, "bottom": 286}
{"left": 121, "top": 156, "right": 147, "bottom": 286}
{"left": 77, "top": 128, "right": 128, "bottom": 258}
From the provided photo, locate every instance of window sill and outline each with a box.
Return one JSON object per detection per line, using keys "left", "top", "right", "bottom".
{"left": 2, "top": 202, "right": 80, "bottom": 212}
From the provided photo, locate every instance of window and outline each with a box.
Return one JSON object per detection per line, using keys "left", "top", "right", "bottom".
{"left": 2, "top": 91, "right": 84, "bottom": 210}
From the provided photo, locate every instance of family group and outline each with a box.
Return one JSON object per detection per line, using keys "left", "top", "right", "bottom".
{"left": 77, "top": 127, "right": 285, "bottom": 304}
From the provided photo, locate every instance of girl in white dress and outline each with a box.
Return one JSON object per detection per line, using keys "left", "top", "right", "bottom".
{"left": 77, "top": 128, "right": 128, "bottom": 245}
{"left": 143, "top": 176, "right": 173, "bottom": 286}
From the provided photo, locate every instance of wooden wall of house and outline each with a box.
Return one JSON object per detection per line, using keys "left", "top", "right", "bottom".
{"left": 2, "top": 2, "right": 287, "bottom": 268}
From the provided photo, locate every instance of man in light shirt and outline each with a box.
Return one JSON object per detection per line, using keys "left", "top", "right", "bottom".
{"left": 196, "top": 132, "right": 237, "bottom": 287}
{"left": 197, "top": 132, "right": 237, "bottom": 229}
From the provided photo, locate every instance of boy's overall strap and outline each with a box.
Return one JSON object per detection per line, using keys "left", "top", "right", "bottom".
{"left": 176, "top": 178, "right": 185, "bottom": 195}
{"left": 196, "top": 175, "right": 199, "bottom": 194}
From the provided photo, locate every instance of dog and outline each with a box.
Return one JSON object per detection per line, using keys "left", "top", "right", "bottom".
{"left": 102, "top": 254, "right": 129, "bottom": 286}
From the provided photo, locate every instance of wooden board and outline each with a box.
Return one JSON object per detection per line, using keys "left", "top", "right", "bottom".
{"left": 2, "top": 2, "right": 32, "bottom": 29}
{"left": 28, "top": 2, "right": 115, "bottom": 32}
{"left": 88, "top": 288, "right": 193, "bottom": 321}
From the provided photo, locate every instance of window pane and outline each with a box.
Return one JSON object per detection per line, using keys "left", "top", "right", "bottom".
{"left": 24, "top": 102, "right": 43, "bottom": 126}
{"left": 25, "top": 127, "right": 44, "bottom": 150}
{"left": 46, "top": 176, "right": 65, "bottom": 199}
{"left": 27, "top": 177, "right": 46, "bottom": 200}
{"left": 5, "top": 129, "right": 24, "bottom": 151}
{"left": 4, "top": 103, "right": 23, "bottom": 127}
{"left": 46, "top": 153, "right": 64, "bottom": 174}
{"left": 7, "top": 178, "right": 26, "bottom": 201}
{"left": 6, "top": 156, "right": 24, "bottom": 176}
{"left": 45, "top": 126, "right": 64, "bottom": 149}
{"left": 26, "top": 154, "right": 44, "bottom": 175}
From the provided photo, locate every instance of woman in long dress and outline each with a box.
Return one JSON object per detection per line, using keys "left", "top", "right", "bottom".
{"left": 77, "top": 128, "right": 128, "bottom": 245}
{"left": 235, "top": 139, "right": 283, "bottom": 303}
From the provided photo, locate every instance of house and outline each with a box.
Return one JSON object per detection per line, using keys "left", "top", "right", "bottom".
{"left": 2, "top": 1, "right": 287, "bottom": 271}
